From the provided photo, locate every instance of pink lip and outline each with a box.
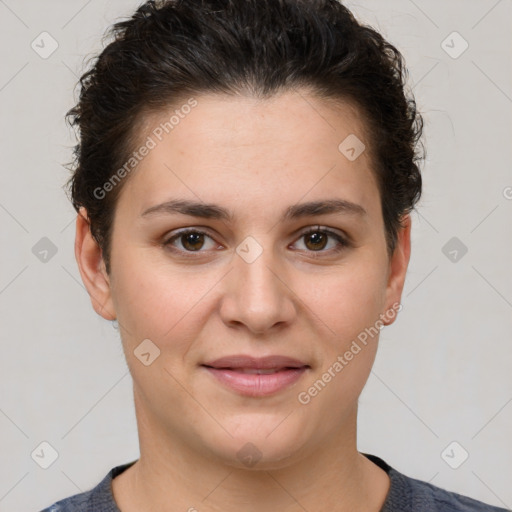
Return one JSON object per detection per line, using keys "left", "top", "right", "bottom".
{"left": 201, "top": 355, "right": 310, "bottom": 397}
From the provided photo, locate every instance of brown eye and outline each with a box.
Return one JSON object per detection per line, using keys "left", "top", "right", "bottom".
{"left": 164, "top": 229, "right": 217, "bottom": 253}
{"left": 180, "top": 232, "right": 205, "bottom": 251}
{"left": 304, "top": 231, "right": 328, "bottom": 251}
{"left": 293, "top": 227, "right": 349, "bottom": 255}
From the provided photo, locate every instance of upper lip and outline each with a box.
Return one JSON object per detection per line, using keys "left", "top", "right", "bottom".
{"left": 202, "top": 355, "right": 309, "bottom": 370}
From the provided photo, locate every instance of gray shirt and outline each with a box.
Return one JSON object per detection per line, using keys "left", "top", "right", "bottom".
{"left": 40, "top": 453, "right": 510, "bottom": 511}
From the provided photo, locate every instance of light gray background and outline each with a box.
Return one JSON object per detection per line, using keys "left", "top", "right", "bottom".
{"left": 0, "top": 1, "right": 511, "bottom": 510}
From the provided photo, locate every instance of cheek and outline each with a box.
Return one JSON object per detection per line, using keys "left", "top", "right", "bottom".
{"left": 111, "top": 252, "right": 219, "bottom": 358}
{"left": 301, "top": 262, "right": 388, "bottom": 346}
{"left": 294, "top": 268, "right": 386, "bottom": 425}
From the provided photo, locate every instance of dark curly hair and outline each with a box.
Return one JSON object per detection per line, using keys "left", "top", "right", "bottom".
{"left": 65, "top": 0, "right": 424, "bottom": 275}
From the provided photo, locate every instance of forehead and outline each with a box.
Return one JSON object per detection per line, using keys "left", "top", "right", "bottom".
{"left": 119, "top": 90, "right": 380, "bottom": 222}
{"left": 142, "top": 90, "right": 368, "bottom": 151}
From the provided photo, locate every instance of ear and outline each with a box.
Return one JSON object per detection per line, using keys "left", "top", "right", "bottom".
{"left": 74, "top": 207, "right": 116, "bottom": 321}
{"left": 382, "top": 214, "right": 412, "bottom": 326}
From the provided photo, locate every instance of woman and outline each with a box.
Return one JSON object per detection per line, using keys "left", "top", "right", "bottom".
{"left": 42, "top": 0, "right": 508, "bottom": 510}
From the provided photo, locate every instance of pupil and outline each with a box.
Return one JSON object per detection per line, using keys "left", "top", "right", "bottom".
{"left": 307, "top": 232, "right": 326, "bottom": 250}
{"left": 184, "top": 233, "right": 203, "bottom": 251}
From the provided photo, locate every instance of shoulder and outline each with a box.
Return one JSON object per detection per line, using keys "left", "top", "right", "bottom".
{"left": 39, "top": 461, "right": 136, "bottom": 512}
{"left": 363, "top": 453, "right": 510, "bottom": 512}
{"left": 39, "top": 490, "right": 92, "bottom": 512}
{"left": 397, "top": 470, "right": 510, "bottom": 512}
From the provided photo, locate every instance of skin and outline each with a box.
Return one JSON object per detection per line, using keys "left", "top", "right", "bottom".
{"left": 75, "top": 89, "right": 411, "bottom": 512}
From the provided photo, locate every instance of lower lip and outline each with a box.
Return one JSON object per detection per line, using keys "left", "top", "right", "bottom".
{"left": 202, "top": 366, "right": 308, "bottom": 397}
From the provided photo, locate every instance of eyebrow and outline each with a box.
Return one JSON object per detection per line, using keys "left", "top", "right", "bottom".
{"left": 140, "top": 198, "right": 367, "bottom": 222}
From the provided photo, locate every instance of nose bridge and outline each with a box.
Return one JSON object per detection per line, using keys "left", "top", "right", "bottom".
{"left": 235, "top": 234, "right": 284, "bottom": 304}
{"left": 222, "top": 234, "right": 295, "bottom": 332}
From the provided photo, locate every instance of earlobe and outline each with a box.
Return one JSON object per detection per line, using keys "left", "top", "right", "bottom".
{"left": 382, "top": 214, "right": 412, "bottom": 326}
{"left": 74, "top": 207, "right": 116, "bottom": 321}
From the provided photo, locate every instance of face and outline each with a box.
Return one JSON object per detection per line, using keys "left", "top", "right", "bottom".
{"left": 76, "top": 89, "right": 410, "bottom": 470}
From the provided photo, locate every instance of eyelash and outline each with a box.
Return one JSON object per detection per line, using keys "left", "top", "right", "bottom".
{"left": 162, "top": 226, "right": 351, "bottom": 258}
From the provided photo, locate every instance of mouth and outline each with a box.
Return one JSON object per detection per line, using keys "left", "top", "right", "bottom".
{"left": 211, "top": 367, "right": 298, "bottom": 374}
{"left": 201, "top": 355, "right": 310, "bottom": 397}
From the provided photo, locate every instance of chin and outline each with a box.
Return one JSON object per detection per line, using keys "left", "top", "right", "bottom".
{"left": 203, "top": 416, "right": 310, "bottom": 470}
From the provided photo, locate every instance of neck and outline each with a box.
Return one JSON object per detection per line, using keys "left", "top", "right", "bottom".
{"left": 112, "top": 389, "right": 390, "bottom": 512}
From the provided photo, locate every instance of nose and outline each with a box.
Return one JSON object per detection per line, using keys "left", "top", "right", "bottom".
{"left": 219, "top": 241, "right": 297, "bottom": 335}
